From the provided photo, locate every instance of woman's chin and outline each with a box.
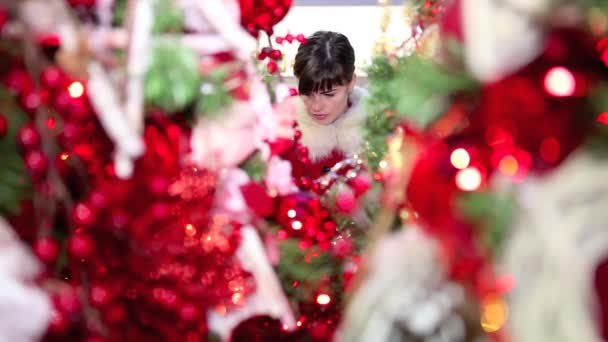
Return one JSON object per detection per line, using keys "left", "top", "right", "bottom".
{"left": 311, "top": 115, "right": 333, "bottom": 125}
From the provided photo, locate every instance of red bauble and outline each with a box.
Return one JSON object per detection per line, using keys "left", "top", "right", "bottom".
{"left": 0, "top": 113, "right": 7, "bottom": 138}
{"left": 72, "top": 202, "right": 98, "bottom": 226}
{"left": 17, "top": 123, "right": 41, "bottom": 149}
{"left": 239, "top": 0, "right": 293, "bottom": 36}
{"left": 68, "top": 232, "right": 95, "bottom": 259}
{"left": 41, "top": 65, "right": 66, "bottom": 90}
{"left": 331, "top": 236, "right": 353, "bottom": 257}
{"left": 33, "top": 237, "right": 60, "bottom": 264}
{"left": 335, "top": 191, "right": 356, "bottom": 214}
{"left": 24, "top": 150, "right": 49, "bottom": 177}
{"left": 53, "top": 286, "right": 82, "bottom": 316}
{"left": 48, "top": 310, "right": 71, "bottom": 335}
{"left": 89, "top": 284, "right": 112, "bottom": 307}
{"left": 349, "top": 174, "right": 372, "bottom": 197}
{"left": 19, "top": 89, "right": 49, "bottom": 115}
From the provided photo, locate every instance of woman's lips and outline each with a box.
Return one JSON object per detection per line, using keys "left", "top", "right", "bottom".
{"left": 312, "top": 113, "right": 328, "bottom": 120}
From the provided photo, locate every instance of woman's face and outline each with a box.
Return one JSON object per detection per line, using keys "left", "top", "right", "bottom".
{"left": 301, "top": 78, "right": 355, "bottom": 125}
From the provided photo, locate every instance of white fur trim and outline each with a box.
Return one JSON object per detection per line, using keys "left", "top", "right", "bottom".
{"left": 295, "top": 87, "right": 368, "bottom": 161}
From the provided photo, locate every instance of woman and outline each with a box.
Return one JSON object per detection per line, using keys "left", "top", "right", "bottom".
{"left": 285, "top": 30, "right": 368, "bottom": 183}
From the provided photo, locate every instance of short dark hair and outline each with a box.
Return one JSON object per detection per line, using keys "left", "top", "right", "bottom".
{"left": 293, "top": 31, "right": 355, "bottom": 96}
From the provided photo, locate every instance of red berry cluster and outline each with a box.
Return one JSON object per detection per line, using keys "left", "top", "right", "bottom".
{"left": 257, "top": 47, "right": 283, "bottom": 74}
{"left": 275, "top": 33, "right": 307, "bottom": 45}
{"left": 257, "top": 33, "right": 307, "bottom": 75}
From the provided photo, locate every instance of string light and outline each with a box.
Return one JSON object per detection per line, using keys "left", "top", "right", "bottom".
{"left": 450, "top": 148, "right": 470, "bottom": 169}
{"left": 480, "top": 296, "right": 508, "bottom": 333}
{"left": 455, "top": 167, "right": 482, "bottom": 191}
{"left": 291, "top": 221, "right": 302, "bottom": 230}
{"left": 316, "top": 293, "right": 331, "bottom": 305}
{"left": 544, "top": 66, "right": 575, "bottom": 97}
{"left": 68, "top": 81, "right": 85, "bottom": 98}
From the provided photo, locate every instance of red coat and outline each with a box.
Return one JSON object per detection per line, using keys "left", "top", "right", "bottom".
{"left": 280, "top": 87, "right": 368, "bottom": 183}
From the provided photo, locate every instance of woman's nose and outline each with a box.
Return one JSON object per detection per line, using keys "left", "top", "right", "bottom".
{"left": 310, "top": 96, "right": 323, "bottom": 112}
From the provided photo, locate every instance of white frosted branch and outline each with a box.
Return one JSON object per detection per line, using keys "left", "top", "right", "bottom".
{"left": 125, "top": 0, "right": 154, "bottom": 134}
{"left": 194, "top": 0, "right": 256, "bottom": 61}
{"left": 87, "top": 62, "right": 144, "bottom": 177}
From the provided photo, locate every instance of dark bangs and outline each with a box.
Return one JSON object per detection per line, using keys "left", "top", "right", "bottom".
{"left": 296, "top": 62, "right": 351, "bottom": 96}
{"left": 293, "top": 31, "right": 356, "bottom": 96}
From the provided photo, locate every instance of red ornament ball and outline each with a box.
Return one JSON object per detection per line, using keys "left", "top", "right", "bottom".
{"left": 24, "top": 150, "right": 49, "bottom": 177}
{"left": 335, "top": 190, "right": 356, "bottom": 214}
{"left": 72, "top": 202, "right": 98, "bottom": 226}
{"left": 48, "top": 309, "right": 71, "bottom": 335}
{"left": 349, "top": 174, "right": 372, "bottom": 197}
{"left": 239, "top": 0, "right": 293, "bottom": 36}
{"left": 17, "top": 123, "right": 41, "bottom": 149}
{"left": 33, "top": 237, "right": 60, "bottom": 264}
{"left": 68, "top": 232, "right": 95, "bottom": 259}
{"left": 41, "top": 65, "right": 66, "bottom": 90}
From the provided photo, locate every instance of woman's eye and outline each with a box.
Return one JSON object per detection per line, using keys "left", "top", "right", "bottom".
{"left": 323, "top": 93, "right": 335, "bottom": 97}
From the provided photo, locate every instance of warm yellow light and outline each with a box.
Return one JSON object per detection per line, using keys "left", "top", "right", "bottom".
{"left": 499, "top": 155, "right": 519, "bottom": 176}
{"left": 450, "top": 148, "right": 470, "bottom": 169}
{"left": 481, "top": 296, "right": 508, "bottom": 333}
{"left": 68, "top": 81, "right": 85, "bottom": 98}
{"left": 455, "top": 167, "right": 482, "bottom": 191}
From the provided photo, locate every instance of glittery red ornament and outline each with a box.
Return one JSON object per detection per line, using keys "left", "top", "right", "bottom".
{"left": 349, "top": 174, "right": 371, "bottom": 197}
{"left": 41, "top": 65, "right": 67, "bottom": 90}
{"left": 24, "top": 149, "right": 48, "bottom": 177}
{"left": 19, "top": 88, "right": 49, "bottom": 115}
{"left": 17, "top": 123, "right": 41, "bottom": 149}
{"left": 34, "top": 237, "right": 60, "bottom": 264}
{"left": 47, "top": 310, "right": 71, "bottom": 336}
{"left": 89, "top": 283, "right": 113, "bottom": 307}
{"left": 68, "top": 232, "right": 95, "bottom": 259}
{"left": 53, "top": 287, "right": 82, "bottom": 316}
{"left": 72, "top": 202, "right": 98, "bottom": 226}
{"left": 335, "top": 190, "right": 356, "bottom": 214}
{"left": 239, "top": 0, "right": 293, "bottom": 36}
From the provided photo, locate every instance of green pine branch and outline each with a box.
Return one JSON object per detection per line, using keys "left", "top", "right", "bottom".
{"left": 0, "top": 86, "right": 32, "bottom": 215}
{"left": 276, "top": 239, "right": 343, "bottom": 303}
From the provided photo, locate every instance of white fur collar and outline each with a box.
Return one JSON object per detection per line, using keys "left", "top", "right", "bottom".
{"left": 295, "top": 86, "right": 368, "bottom": 161}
